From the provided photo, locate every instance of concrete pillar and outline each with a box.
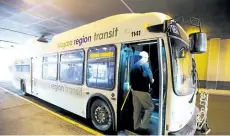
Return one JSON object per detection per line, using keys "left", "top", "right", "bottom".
{"left": 216, "top": 39, "right": 230, "bottom": 89}
{"left": 206, "top": 38, "right": 220, "bottom": 89}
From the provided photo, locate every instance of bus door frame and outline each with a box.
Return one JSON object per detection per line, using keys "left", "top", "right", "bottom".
{"left": 30, "top": 57, "right": 39, "bottom": 95}
{"left": 30, "top": 57, "right": 34, "bottom": 94}
{"left": 118, "top": 38, "right": 166, "bottom": 135}
{"left": 117, "top": 44, "right": 134, "bottom": 130}
{"left": 157, "top": 38, "right": 164, "bottom": 135}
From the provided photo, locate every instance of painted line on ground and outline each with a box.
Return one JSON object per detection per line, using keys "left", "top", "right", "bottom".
{"left": 124, "top": 129, "right": 138, "bottom": 135}
{"left": 0, "top": 87, "right": 103, "bottom": 136}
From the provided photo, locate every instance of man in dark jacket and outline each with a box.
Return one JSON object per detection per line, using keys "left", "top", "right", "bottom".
{"left": 130, "top": 51, "right": 154, "bottom": 131}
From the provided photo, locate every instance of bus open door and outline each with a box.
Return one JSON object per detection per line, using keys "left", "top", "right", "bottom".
{"left": 118, "top": 38, "right": 167, "bottom": 135}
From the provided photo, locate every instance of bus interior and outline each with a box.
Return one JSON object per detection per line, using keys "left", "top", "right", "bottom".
{"left": 119, "top": 40, "right": 163, "bottom": 135}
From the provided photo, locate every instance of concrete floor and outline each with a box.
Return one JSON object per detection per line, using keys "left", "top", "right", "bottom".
{"left": 0, "top": 81, "right": 230, "bottom": 135}
{"left": 0, "top": 86, "right": 91, "bottom": 135}
{"left": 207, "top": 95, "right": 230, "bottom": 135}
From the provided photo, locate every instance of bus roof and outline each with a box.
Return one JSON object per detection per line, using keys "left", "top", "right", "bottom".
{"left": 52, "top": 12, "right": 171, "bottom": 42}
{"left": 40, "top": 12, "right": 172, "bottom": 53}
{"left": 25, "top": 12, "right": 191, "bottom": 57}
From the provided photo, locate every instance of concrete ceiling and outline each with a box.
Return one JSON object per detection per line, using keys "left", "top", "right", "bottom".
{"left": 0, "top": 0, "right": 229, "bottom": 47}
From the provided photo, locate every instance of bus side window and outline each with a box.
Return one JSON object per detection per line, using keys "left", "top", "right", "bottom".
{"left": 42, "top": 54, "right": 58, "bottom": 80}
{"left": 21, "top": 65, "right": 30, "bottom": 73}
{"left": 15, "top": 60, "right": 30, "bottom": 73}
{"left": 59, "top": 49, "right": 84, "bottom": 85}
{"left": 86, "top": 45, "right": 116, "bottom": 90}
{"left": 15, "top": 65, "right": 22, "bottom": 72}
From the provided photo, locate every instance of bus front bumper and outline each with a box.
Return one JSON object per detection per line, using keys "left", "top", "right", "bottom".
{"left": 169, "top": 107, "right": 198, "bottom": 135}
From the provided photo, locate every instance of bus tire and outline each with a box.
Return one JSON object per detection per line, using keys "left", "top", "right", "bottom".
{"left": 90, "top": 99, "right": 113, "bottom": 132}
{"left": 20, "top": 80, "right": 28, "bottom": 96}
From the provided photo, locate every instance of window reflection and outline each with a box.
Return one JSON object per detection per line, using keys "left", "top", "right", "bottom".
{"left": 87, "top": 46, "right": 116, "bottom": 89}
{"left": 42, "top": 64, "right": 57, "bottom": 80}
{"left": 59, "top": 50, "right": 84, "bottom": 84}
{"left": 60, "top": 63, "right": 83, "bottom": 84}
{"left": 15, "top": 64, "right": 30, "bottom": 72}
{"left": 42, "top": 54, "right": 57, "bottom": 80}
{"left": 170, "top": 37, "right": 194, "bottom": 95}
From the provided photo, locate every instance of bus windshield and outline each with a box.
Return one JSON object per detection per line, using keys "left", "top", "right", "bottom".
{"left": 169, "top": 36, "right": 195, "bottom": 96}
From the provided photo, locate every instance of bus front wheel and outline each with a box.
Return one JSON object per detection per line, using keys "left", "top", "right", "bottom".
{"left": 90, "top": 99, "right": 113, "bottom": 132}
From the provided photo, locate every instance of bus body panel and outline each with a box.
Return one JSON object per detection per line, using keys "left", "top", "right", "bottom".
{"left": 162, "top": 36, "right": 197, "bottom": 133}
{"left": 11, "top": 66, "right": 22, "bottom": 90}
{"left": 39, "top": 14, "right": 170, "bottom": 56}
{"left": 12, "top": 71, "right": 30, "bottom": 91}
{"left": 12, "top": 74, "right": 21, "bottom": 90}
{"left": 28, "top": 45, "right": 122, "bottom": 130}
{"left": 168, "top": 91, "right": 196, "bottom": 132}
{"left": 34, "top": 78, "right": 90, "bottom": 117}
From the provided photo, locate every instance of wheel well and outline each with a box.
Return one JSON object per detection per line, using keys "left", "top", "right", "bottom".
{"left": 20, "top": 79, "right": 24, "bottom": 88}
{"left": 87, "top": 96, "right": 99, "bottom": 116}
{"left": 86, "top": 94, "right": 115, "bottom": 130}
{"left": 20, "top": 79, "right": 26, "bottom": 91}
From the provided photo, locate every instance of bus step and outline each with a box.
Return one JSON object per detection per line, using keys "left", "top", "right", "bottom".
{"left": 118, "top": 130, "right": 138, "bottom": 135}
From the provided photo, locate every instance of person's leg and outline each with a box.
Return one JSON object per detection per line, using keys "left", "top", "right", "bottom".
{"left": 138, "top": 92, "right": 154, "bottom": 129}
{"left": 132, "top": 91, "right": 142, "bottom": 130}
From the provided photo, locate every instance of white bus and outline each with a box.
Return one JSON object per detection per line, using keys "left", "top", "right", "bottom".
{"left": 11, "top": 12, "right": 209, "bottom": 135}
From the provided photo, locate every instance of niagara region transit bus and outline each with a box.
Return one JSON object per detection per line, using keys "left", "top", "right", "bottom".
{"left": 11, "top": 12, "right": 208, "bottom": 135}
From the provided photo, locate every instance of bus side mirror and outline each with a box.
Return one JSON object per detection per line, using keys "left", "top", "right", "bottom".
{"left": 189, "top": 32, "right": 207, "bottom": 54}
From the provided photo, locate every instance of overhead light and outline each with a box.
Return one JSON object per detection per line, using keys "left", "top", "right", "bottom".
{"left": 37, "top": 36, "right": 48, "bottom": 43}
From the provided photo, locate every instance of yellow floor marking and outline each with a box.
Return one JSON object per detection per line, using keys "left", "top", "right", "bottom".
{"left": 0, "top": 87, "right": 103, "bottom": 136}
{"left": 124, "top": 129, "right": 138, "bottom": 135}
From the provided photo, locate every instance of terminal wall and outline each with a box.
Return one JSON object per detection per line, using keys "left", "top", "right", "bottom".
{"left": 194, "top": 38, "right": 230, "bottom": 90}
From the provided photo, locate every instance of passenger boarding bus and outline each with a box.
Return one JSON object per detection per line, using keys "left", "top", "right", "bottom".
{"left": 11, "top": 12, "right": 210, "bottom": 135}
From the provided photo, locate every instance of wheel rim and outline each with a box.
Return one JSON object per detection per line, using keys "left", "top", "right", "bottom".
{"left": 92, "top": 104, "right": 112, "bottom": 131}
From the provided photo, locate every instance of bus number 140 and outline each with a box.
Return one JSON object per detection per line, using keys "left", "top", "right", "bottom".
{"left": 131, "top": 30, "right": 141, "bottom": 37}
